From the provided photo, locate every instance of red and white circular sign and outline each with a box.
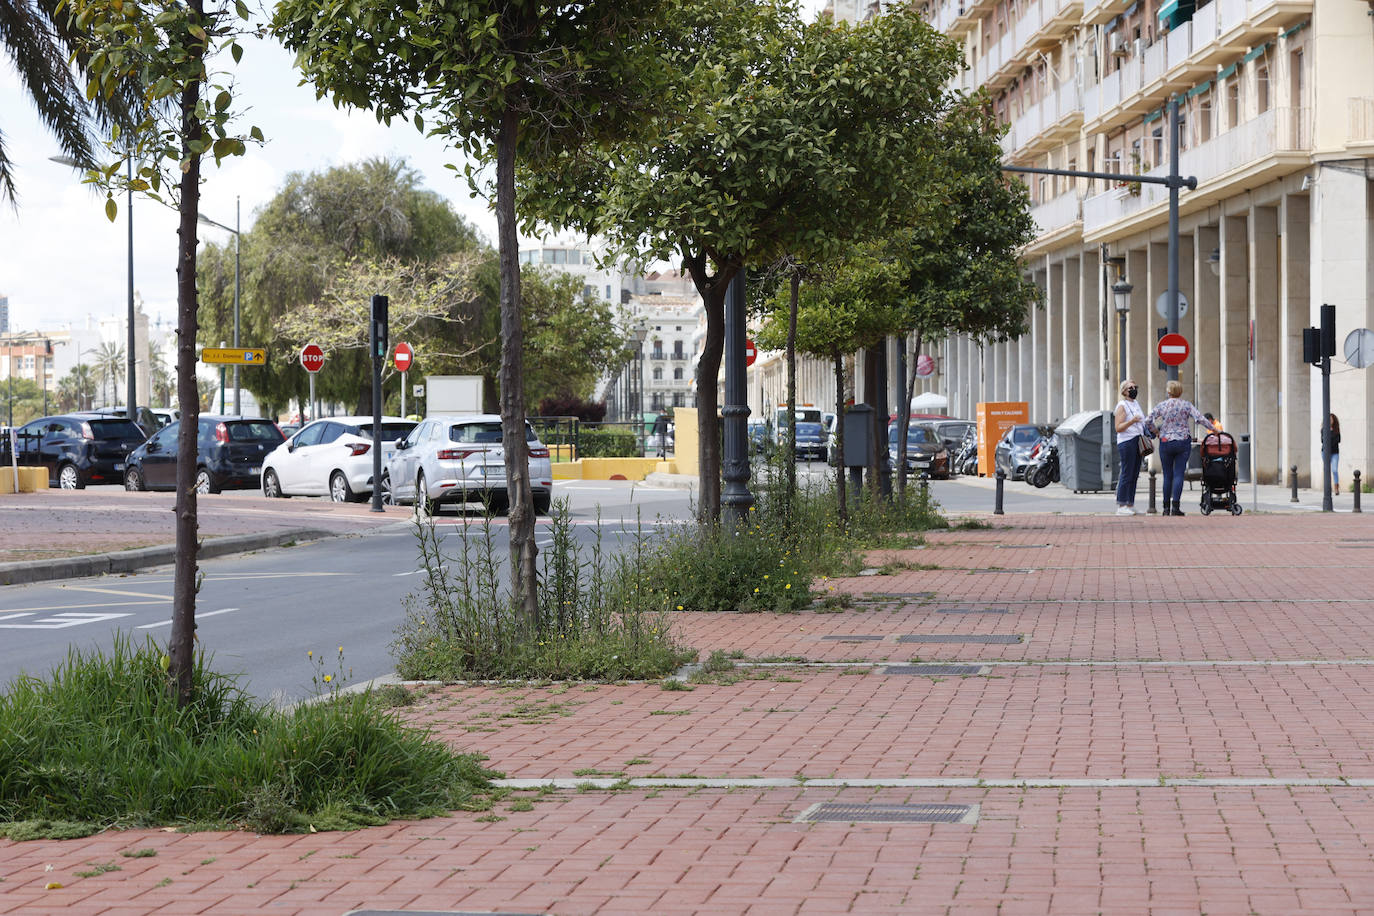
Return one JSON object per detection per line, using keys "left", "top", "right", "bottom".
{"left": 915, "top": 354, "right": 936, "bottom": 378}
{"left": 300, "top": 343, "right": 325, "bottom": 374}
{"left": 1157, "top": 332, "right": 1190, "bottom": 367}
{"left": 745, "top": 338, "right": 757, "bottom": 368}
{"left": 393, "top": 341, "right": 414, "bottom": 372}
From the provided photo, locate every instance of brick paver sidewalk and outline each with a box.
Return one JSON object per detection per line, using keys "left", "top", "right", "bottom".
{"left": 3, "top": 511, "right": 1373, "bottom": 915}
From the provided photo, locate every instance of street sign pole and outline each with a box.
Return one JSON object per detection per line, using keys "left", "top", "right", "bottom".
{"left": 369, "top": 295, "right": 389, "bottom": 513}
{"left": 1167, "top": 97, "right": 1181, "bottom": 382}
{"left": 401, "top": 370, "right": 406, "bottom": 419}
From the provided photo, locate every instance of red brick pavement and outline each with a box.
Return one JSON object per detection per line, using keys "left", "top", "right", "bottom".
{"left": 3, "top": 511, "right": 1374, "bottom": 915}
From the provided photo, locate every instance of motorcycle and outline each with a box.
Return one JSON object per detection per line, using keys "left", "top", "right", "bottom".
{"left": 1028, "top": 435, "right": 1060, "bottom": 488}
{"left": 952, "top": 430, "right": 979, "bottom": 476}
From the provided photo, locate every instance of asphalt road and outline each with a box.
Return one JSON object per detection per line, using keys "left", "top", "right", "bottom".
{"left": 0, "top": 481, "right": 693, "bottom": 705}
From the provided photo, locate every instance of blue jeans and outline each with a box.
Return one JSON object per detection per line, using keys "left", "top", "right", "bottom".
{"left": 1160, "top": 439, "right": 1190, "bottom": 503}
{"left": 1331, "top": 453, "right": 1340, "bottom": 488}
{"left": 1116, "top": 438, "right": 1143, "bottom": 505}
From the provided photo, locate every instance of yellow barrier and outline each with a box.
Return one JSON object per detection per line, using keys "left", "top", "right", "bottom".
{"left": 579, "top": 457, "right": 661, "bottom": 481}
{"left": 0, "top": 466, "right": 49, "bottom": 494}
{"left": 553, "top": 461, "right": 583, "bottom": 480}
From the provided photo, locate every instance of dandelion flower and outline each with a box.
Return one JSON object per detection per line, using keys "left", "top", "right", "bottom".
{"left": 323, "top": 674, "right": 332, "bottom": 683}
{"left": 307, "top": 650, "right": 313, "bottom": 658}
{"left": 677, "top": 605, "right": 684, "bottom": 610}
{"left": 785, "top": 583, "right": 791, "bottom": 589}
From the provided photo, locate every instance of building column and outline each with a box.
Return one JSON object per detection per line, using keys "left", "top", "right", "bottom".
{"left": 1126, "top": 248, "right": 1149, "bottom": 391}
{"left": 1146, "top": 241, "right": 1169, "bottom": 408}
{"left": 1193, "top": 225, "right": 1222, "bottom": 420}
{"left": 1250, "top": 205, "right": 1281, "bottom": 483}
{"left": 1062, "top": 256, "right": 1082, "bottom": 419}
{"left": 1080, "top": 247, "right": 1103, "bottom": 410}
{"left": 1005, "top": 333, "right": 1020, "bottom": 403}
{"left": 1310, "top": 163, "right": 1372, "bottom": 487}
{"left": 1019, "top": 313, "right": 1033, "bottom": 405}
{"left": 1032, "top": 270, "right": 1050, "bottom": 418}
{"left": 1047, "top": 261, "right": 1064, "bottom": 420}
{"left": 1220, "top": 214, "right": 1250, "bottom": 437}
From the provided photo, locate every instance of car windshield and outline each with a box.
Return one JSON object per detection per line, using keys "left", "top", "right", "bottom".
{"left": 88, "top": 419, "right": 144, "bottom": 439}
{"left": 226, "top": 421, "right": 284, "bottom": 442}
{"left": 1011, "top": 427, "right": 1040, "bottom": 445}
{"left": 939, "top": 423, "right": 973, "bottom": 439}
{"left": 449, "top": 422, "right": 538, "bottom": 443}
{"left": 889, "top": 425, "right": 937, "bottom": 444}
{"left": 360, "top": 422, "right": 416, "bottom": 442}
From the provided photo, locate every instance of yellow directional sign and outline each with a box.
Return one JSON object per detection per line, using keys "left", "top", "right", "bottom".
{"left": 201, "top": 348, "right": 268, "bottom": 366}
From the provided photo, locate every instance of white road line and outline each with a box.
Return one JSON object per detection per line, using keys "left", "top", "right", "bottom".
{"left": 136, "top": 607, "right": 240, "bottom": 629}
{"left": 59, "top": 585, "right": 171, "bottom": 600}
{"left": 0, "top": 600, "right": 165, "bottom": 612}
{"left": 393, "top": 565, "right": 446, "bottom": 577}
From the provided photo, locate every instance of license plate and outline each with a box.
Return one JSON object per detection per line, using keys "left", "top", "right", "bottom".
{"left": 482, "top": 466, "right": 504, "bottom": 477}
{"left": 250, "top": 465, "right": 261, "bottom": 474}
{"left": 115, "top": 463, "right": 125, "bottom": 471}
{"left": 914, "top": 460, "right": 930, "bottom": 467}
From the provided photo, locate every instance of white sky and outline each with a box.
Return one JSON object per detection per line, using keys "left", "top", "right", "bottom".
{"left": 0, "top": 2, "right": 827, "bottom": 334}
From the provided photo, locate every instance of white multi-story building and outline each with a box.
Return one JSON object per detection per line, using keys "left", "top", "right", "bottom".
{"left": 518, "top": 236, "right": 630, "bottom": 306}
{"left": 921, "top": 0, "right": 1372, "bottom": 485}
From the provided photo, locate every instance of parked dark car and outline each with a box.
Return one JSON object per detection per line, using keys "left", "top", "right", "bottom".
{"left": 8, "top": 412, "right": 147, "bottom": 489}
{"left": 931, "top": 420, "right": 976, "bottom": 453}
{"left": 994, "top": 424, "right": 1050, "bottom": 481}
{"left": 792, "top": 420, "right": 828, "bottom": 461}
{"left": 124, "top": 415, "right": 285, "bottom": 493}
{"left": 888, "top": 422, "right": 951, "bottom": 478}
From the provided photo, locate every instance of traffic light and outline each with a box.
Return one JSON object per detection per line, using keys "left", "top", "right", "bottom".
{"left": 1303, "top": 328, "right": 1321, "bottom": 365}
{"left": 370, "top": 295, "right": 389, "bottom": 360}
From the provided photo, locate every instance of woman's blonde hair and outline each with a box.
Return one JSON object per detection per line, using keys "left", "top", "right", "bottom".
{"left": 1166, "top": 380, "right": 1183, "bottom": 398}
{"left": 1119, "top": 379, "right": 1137, "bottom": 396}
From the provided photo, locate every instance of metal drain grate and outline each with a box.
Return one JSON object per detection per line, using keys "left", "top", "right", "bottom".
{"left": 898, "top": 634, "right": 1023, "bottom": 644}
{"left": 820, "top": 634, "right": 885, "bottom": 641}
{"left": 884, "top": 664, "right": 988, "bottom": 676}
{"left": 796, "top": 802, "right": 979, "bottom": 824}
{"left": 935, "top": 607, "right": 1010, "bottom": 614}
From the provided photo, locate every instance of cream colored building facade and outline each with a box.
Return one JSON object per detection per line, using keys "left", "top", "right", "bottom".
{"left": 923, "top": 0, "right": 1374, "bottom": 484}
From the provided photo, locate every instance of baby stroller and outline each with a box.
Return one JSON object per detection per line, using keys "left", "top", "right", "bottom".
{"left": 1199, "top": 431, "right": 1242, "bottom": 516}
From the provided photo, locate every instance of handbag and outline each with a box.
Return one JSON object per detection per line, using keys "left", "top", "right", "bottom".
{"left": 1137, "top": 434, "right": 1154, "bottom": 457}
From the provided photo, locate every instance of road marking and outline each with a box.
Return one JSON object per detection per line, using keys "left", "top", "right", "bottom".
{"left": 0, "top": 612, "right": 35, "bottom": 622}
{"left": 60, "top": 585, "right": 170, "bottom": 600}
{"left": 537, "top": 539, "right": 554, "bottom": 547}
{"left": 0, "top": 600, "right": 165, "bottom": 612}
{"left": 394, "top": 565, "right": 446, "bottom": 577}
{"left": 0, "top": 612, "right": 132, "bottom": 629}
{"left": 136, "top": 607, "right": 240, "bottom": 629}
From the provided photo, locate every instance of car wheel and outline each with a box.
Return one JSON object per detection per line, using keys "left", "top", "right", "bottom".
{"left": 329, "top": 470, "right": 355, "bottom": 503}
{"left": 124, "top": 467, "right": 146, "bottom": 492}
{"left": 416, "top": 472, "right": 439, "bottom": 516}
{"left": 58, "top": 463, "right": 83, "bottom": 490}
{"left": 533, "top": 492, "right": 552, "bottom": 516}
{"left": 262, "top": 468, "right": 287, "bottom": 499}
{"left": 195, "top": 468, "right": 220, "bottom": 495}
{"left": 380, "top": 472, "right": 394, "bottom": 506}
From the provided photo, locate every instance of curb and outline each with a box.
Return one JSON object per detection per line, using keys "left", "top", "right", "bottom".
{"left": 642, "top": 471, "right": 697, "bottom": 490}
{"left": 0, "top": 527, "right": 344, "bottom": 587}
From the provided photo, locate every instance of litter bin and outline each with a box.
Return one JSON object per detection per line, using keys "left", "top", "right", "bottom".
{"left": 1237, "top": 434, "right": 1251, "bottom": 483}
{"left": 1055, "top": 409, "right": 1115, "bottom": 492}
{"left": 840, "top": 405, "right": 874, "bottom": 468}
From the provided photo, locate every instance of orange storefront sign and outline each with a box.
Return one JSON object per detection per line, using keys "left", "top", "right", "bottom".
{"left": 976, "top": 402, "right": 1029, "bottom": 476}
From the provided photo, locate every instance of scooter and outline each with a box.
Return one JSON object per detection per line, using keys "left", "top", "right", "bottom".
{"left": 1028, "top": 435, "right": 1060, "bottom": 488}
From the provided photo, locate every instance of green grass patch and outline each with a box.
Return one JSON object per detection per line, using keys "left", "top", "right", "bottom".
{"left": 0, "top": 637, "right": 496, "bottom": 838}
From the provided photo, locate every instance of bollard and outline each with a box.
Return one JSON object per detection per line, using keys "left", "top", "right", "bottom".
{"left": 994, "top": 469, "right": 1005, "bottom": 515}
{"left": 1290, "top": 465, "right": 1299, "bottom": 503}
{"left": 1354, "top": 470, "right": 1363, "bottom": 514}
{"left": 1148, "top": 469, "right": 1158, "bottom": 514}
{"left": 919, "top": 472, "right": 930, "bottom": 504}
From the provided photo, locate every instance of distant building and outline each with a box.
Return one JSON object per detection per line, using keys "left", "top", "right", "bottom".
{"left": 518, "top": 237, "right": 629, "bottom": 304}
{"left": 0, "top": 295, "right": 9, "bottom": 335}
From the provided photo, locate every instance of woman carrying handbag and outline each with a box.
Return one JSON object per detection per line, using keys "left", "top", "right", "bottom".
{"left": 1113, "top": 379, "right": 1148, "bottom": 516}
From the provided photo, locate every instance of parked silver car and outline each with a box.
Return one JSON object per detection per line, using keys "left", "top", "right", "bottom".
{"left": 261, "top": 415, "right": 416, "bottom": 502}
{"left": 386, "top": 414, "right": 553, "bottom": 515}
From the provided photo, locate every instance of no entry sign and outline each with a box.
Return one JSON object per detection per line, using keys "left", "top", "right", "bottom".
{"left": 745, "top": 338, "right": 757, "bottom": 368}
{"left": 1157, "top": 333, "right": 1189, "bottom": 367}
{"left": 301, "top": 343, "right": 325, "bottom": 373}
{"left": 393, "top": 341, "right": 414, "bottom": 372}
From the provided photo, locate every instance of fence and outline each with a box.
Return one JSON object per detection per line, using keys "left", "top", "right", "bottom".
{"left": 528, "top": 416, "right": 660, "bottom": 461}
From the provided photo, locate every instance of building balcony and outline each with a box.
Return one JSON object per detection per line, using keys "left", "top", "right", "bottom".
{"left": 1083, "top": 106, "right": 1310, "bottom": 240}
{"left": 1084, "top": 0, "right": 1132, "bottom": 26}
{"left": 1029, "top": 191, "right": 1084, "bottom": 245}
{"left": 1349, "top": 98, "right": 1374, "bottom": 154}
{"left": 649, "top": 378, "right": 693, "bottom": 391}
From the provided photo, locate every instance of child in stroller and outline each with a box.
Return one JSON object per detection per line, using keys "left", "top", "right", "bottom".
{"left": 1199, "top": 431, "right": 1242, "bottom": 516}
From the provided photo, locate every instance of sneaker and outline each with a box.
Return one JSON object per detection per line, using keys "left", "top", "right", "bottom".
{"left": 1116, "top": 506, "right": 1134, "bottom": 516}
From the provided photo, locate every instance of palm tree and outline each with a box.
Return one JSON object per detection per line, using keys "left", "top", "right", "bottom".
{"left": 1, "top": 0, "right": 137, "bottom": 201}
{"left": 56, "top": 364, "right": 95, "bottom": 411}
{"left": 93, "top": 340, "right": 125, "bottom": 407}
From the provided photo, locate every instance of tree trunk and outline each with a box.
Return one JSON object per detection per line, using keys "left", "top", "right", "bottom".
{"left": 897, "top": 332, "right": 922, "bottom": 508}
{"left": 785, "top": 269, "right": 799, "bottom": 513}
{"left": 864, "top": 344, "right": 881, "bottom": 499}
{"left": 833, "top": 351, "right": 846, "bottom": 527}
{"left": 683, "top": 252, "right": 735, "bottom": 526}
{"left": 169, "top": 9, "right": 205, "bottom": 707}
{"left": 495, "top": 106, "right": 539, "bottom": 630}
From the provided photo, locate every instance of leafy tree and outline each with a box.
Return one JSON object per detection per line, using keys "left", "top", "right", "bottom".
{"left": 755, "top": 252, "right": 903, "bottom": 525}
{"left": 523, "top": 1, "right": 962, "bottom": 524}
{"left": 0, "top": 0, "right": 136, "bottom": 200}
{"left": 70, "top": 0, "right": 261, "bottom": 703}
{"left": 3, "top": 377, "right": 44, "bottom": 425}
{"left": 56, "top": 364, "right": 95, "bottom": 411}
{"left": 92, "top": 340, "right": 124, "bottom": 407}
{"left": 274, "top": 0, "right": 671, "bottom": 627}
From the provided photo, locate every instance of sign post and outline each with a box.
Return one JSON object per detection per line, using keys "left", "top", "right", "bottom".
{"left": 300, "top": 343, "right": 324, "bottom": 423}
{"left": 394, "top": 342, "right": 414, "bottom": 418}
{"left": 369, "top": 296, "right": 389, "bottom": 513}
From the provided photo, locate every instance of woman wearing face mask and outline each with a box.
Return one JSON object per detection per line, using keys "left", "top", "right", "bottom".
{"left": 1113, "top": 379, "right": 1146, "bottom": 515}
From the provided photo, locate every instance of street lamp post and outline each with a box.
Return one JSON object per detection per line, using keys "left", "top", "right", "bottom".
{"left": 630, "top": 322, "right": 649, "bottom": 449}
{"left": 199, "top": 197, "right": 241, "bottom": 414}
{"left": 1112, "top": 277, "right": 1133, "bottom": 381}
{"left": 51, "top": 154, "right": 138, "bottom": 422}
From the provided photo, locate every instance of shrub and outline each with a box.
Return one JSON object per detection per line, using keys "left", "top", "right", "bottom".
{"left": 577, "top": 427, "right": 640, "bottom": 458}
{"left": 536, "top": 394, "right": 606, "bottom": 422}
{"left": 0, "top": 636, "right": 494, "bottom": 837}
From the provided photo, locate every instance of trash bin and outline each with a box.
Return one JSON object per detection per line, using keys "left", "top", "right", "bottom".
{"left": 841, "top": 405, "right": 874, "bottom": 468}
{"left": 1237, "top": 434, "right": 1251, "bottom": 483}
{"left": 1055, "top": 409, "right": 1115, "bottom": 492}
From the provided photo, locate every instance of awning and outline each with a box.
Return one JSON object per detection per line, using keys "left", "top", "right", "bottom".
{"left": 1186, "top": 79, "right": 1212, "bottom": 98}
{"left": 1280, "top": 19, "right": 1308, "bottom": 40}
{"left": 1156, "top": 0, "right": 1179, "bottom": 21}
{"left": 1144, "top": 107, "right": 1163, "bottom": 123}
{"left": 1218, "top": 62, "right": 1237, "bottom": 80}
{"left": 1242, "top": 42, "right": 1270, "bottom": 63}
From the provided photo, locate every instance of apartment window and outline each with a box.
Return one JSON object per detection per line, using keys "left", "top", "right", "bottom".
{"left": 673, "top": 367, "right": 684, "bottom": 380}
{"left": 675, "top": 326, "right": 682, "bottom": 331}
{"left": 605, "top": 285, "right": 611, "bottom": 299}
{"left": 1290, "top": 49, "right": 1304, "bottom": 109}
{"left": 1198, "top": 92, "right": 1213, "bottom": 143}
{"left": 673, "top": 393, "right": 684, "bottom": 408}
{"left": 1150, "top": 126, "right": 1164, "bottom": 166}
{"left": 583, "top": 284, "right": 596, "bottom": 299}
{"left": 673, "top": 341, "right": 684, "bottom": 358}
{"left": 1226, "top": 75, "right": 1240, "bottom": 129}
{"left": 1037, "top": 176, "right": 1047, "bottom": 203}
{"left": 1177, "top": 111, "right": 1188, "bottom": 151}
{"left": 652, "top": 367, "right": 663, "bottom": 380}
{"left": 1256, "top": 57, "right": 1270, "bottom": 114}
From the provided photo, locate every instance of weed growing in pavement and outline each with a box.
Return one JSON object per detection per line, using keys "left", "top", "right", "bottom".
{"left": 0, "top": 636, "right": 496, "bottom": 839}
{"left": 393, "top": 501, "right": 694, "bottom": 681}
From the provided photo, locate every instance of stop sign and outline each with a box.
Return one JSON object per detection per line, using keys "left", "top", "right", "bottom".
{"left": 745, "top": 338, "right": 757, "bottom": 367}
{"left": 1157, "top": 333, "right": 1189, "bottom": 366}
{"left": 393, "top": 341, "right": 414, "bottom": 372}
{"left": 300, "top": 343, "right": 325, "bottom": 374}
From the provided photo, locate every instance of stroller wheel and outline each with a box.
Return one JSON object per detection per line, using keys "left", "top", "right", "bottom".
{"left": 1200, "top": 492, "right": 1212, "bottom": 515}
{"left": 1230, "top": 503, "right": 1243, "bottom": 516}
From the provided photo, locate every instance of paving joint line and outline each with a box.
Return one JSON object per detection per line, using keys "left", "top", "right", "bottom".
{"left": 493, "top": 776, "right": 1374, "bottom": 790}
{"left": 736, "top": 659, "right": 1374, "bottom": 668}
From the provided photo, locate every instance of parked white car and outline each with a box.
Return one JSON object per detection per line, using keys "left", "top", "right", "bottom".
{"left": 261, "top": 415, "right": 417, "bottom": 502}
{"left": 386, "top": 414, "right": 553, "bottom": 515}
